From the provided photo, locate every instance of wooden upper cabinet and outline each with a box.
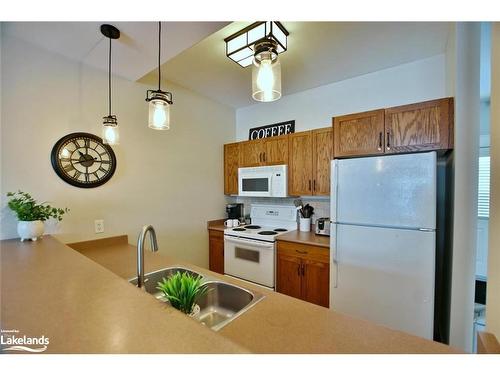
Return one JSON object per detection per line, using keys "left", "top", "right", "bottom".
{"left": 239, "top": 139, "right": 265, "bottom": 167}
{"left": 288, "top": 131, "right": 313, "bottom": 196}
{"left": 312, "top": 128, "right": 333, "bottom": 196}
{"left": 333, "top": 109, "right": 385, "bottom": 158}
{"left": 224, "top": 143, "right": 239, "bottom": 195}
{"left": 384, "top": 98, "right": 454, "bottom": 154}
{"left": 264, "top": 135, "right": 289, "bottom": 165}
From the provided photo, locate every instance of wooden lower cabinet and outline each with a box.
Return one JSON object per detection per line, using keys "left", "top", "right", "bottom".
{"left": 276, "top": 240, "right": 330, "bottom": 307}
{"left": 276, "top": 253, "right": 303, "bottom": 300}
{"left": 302, "top": 258, "right": 330, "bottom": 307}
{"left": 208, "top": 230, "right": 224, "bottom": 274}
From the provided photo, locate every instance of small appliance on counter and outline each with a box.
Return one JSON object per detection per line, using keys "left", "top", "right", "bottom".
{"left": 226, "top": 203, "right": 244, "bottom": 220}
{"left": 315, "top": 217, "right": 330, "bottom": 236}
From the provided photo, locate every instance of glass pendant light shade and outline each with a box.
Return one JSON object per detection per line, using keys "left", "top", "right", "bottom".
{"left": 100, "top": 24, "right": 120, "bottom": 146}
{"left": 252, "top": 57, "right": 281, "bottom": 102}
{"left": 148, "top": 92, "right": 171, "bottom": 130}
{"left": 146, "top": 22, "right": 173, "bottom": 130}
{"left": 102, "top": 115, "right": 119, "bottom": 145}
{"left": 252, "top": 40, "right": 282, "bottom": 102}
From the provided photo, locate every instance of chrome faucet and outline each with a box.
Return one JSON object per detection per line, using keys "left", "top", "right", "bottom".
{"left": 136, "top": 225, "right": 159, "bottom": 288}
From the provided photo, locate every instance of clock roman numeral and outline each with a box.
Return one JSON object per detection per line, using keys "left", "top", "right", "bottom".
{"left": 64, "top": 164, "right": 75, "bottom": 173}
{"left": 73, "top": 170, "right": 81, "bottom": 179}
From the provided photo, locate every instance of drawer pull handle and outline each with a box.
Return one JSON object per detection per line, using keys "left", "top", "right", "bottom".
{"left": 296, "top": 250, "right": 308, "bottom": 254}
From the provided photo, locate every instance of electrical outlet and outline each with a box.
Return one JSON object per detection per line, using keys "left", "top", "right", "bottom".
{"left": 94, "top": 219, "right": 104, "bottom": 234}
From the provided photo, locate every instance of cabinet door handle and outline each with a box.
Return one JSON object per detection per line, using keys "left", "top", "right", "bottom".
{"left": 295, "top": 249, "right": 308, "bottom": 255}
{"left": 386, "top": 131, "right": 391, "bottom": 151}
{"left": 313, "top": 179, "right": 316, "bottom": 192}
{"left": 309, "top": 180, "right": 312, "bottom": 191}
{"left": 297, "top": 264, "right": 301, "bottom": 276}
{"left": 259, "top": 152, "right": 262, "bottom": 162}
{"left": 301, "top": 263, "right": 305, "bottom": 276}
{"left": 263, "top": 152, "right": 266, "bottom": 162}
{"left": 378, "top": 132, "right": 383, "bottom": 151}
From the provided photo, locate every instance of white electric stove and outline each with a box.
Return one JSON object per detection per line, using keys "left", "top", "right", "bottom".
{"left": 224, "top": 204, "right": 297, "bottom": 289}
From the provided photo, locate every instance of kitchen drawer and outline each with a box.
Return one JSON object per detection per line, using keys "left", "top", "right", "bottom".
{"left": 277, "top": 241, "right": 329, "bottom": 263}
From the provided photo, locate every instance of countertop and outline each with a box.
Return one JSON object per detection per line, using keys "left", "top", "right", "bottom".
{"left": 276, "top": 230, "right": 330, "bottom": 248}
{"left": 69, "top": 236, "right": 458, "bottom": 353}
{"left": 208, "top": 219, "right": 330, "bottom": 248}
{"left": 0, "top": 236, "right": 246, "bottom": 354}
{"left": 207, "top": 219, "right": 226, "bottom": 232}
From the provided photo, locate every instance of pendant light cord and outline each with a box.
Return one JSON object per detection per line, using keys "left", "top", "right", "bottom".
{"left": 108, "top": 37, "right": 112, "bottom": 116}
{"left": 158, "top": 21, "right": 161, "bottom": 91}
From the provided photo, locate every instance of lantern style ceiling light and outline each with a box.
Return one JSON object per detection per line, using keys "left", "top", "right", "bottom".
{"left": 224, "top": 21, "right": 289, "bottom": 103}
{"left": 100, "top": 24, "right": 120, "bottom": 145}
{"left": 146, "top": 22, "right": 173, "bottom": 130}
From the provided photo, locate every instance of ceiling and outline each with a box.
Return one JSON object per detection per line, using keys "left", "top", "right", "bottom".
{"left": 139, "top": 22, "right": 451, "bottom": 108}
{"left": 3, "top": 22, "right": 452, "bottom": 109}
{"left": 2, "top": 21, "right": 229, "bottom": 81}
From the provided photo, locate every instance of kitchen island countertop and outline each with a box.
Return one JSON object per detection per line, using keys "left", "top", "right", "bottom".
{"left": 68, "top": 235, "right": 458, "bottom": 354}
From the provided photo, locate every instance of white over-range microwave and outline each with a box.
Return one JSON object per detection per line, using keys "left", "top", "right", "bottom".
{"left": 238, "top": 165, "right": 288, "bottom": 197}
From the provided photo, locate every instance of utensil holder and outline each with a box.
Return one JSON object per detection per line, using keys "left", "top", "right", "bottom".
{"left": 299, "top": 218, "right": 311, "bottom": 232}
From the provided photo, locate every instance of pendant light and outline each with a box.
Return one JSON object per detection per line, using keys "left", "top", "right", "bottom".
{"left": 101, "top": 24, "right": 120, "bottom": 145}
{"left": 146, "top": 22, "right": 173, "bottom": 130}
{"left": 224, "top": 22, "right": 288, "bottom": 103}
{"left": 252, "top": 39, "right": 281, "bottom": 102}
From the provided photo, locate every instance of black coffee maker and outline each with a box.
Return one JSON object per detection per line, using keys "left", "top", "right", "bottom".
{"left": 226, "top": 203, "right": 244, "bottom": 220}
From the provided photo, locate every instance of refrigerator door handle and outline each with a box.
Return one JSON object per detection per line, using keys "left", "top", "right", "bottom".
{"left": 332, "top": 226, "right": 339, "bottom": 288}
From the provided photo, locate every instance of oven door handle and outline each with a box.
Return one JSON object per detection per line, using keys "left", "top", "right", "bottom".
{"left": 224, "top": 236, "right": 275, "bottom": 250}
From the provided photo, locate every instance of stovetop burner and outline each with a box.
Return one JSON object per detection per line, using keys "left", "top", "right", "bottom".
{"left": 232, "top": 227, "right": 246, "bottom": 231}
{"left": 258, "top": 231, "right": 278, "bottom": 235}
{"left": 274, "top": 228, "right": 288, "bottom": 232}
{"left": 244, "top": 225, "right": 261, "bottom": 229}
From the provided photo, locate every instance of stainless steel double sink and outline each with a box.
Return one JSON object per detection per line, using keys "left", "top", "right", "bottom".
{"left": 128, "top": 266, "right": 264, "bottom": 331}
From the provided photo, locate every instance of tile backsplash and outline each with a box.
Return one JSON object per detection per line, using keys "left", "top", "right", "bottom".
{"left": 229, "top": 196, "right": 330, "bottom": 224}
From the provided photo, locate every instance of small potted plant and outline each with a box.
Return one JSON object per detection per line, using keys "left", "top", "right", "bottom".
{"left": 6, "top": 191, "right": 69, "bottom": 242}
{"left": 156, "top": 272, "right": 208, "bottom": 317}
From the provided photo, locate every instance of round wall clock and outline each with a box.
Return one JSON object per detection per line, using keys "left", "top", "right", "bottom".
{"left": 50, "top": 132, "right": 117, "bottom": 188}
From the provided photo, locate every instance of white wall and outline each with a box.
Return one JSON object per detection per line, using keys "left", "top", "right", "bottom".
{"left": 236, "top": 54, "right": 446, "bottom": 140}
{"left": 0, "top": 35, "right": 235, "bottom": 268}
{"left": 486, "top": 22, "right": 500, "bottom": 341}
{"left": 447, "top": 23, "right": 481, "bottom": 353}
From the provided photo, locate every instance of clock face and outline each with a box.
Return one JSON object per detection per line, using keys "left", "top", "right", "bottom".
{"left": 51, "top": 132, "right": 117, "bottom": 188}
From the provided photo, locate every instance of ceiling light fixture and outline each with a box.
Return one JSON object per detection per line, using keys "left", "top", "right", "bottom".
{"left": 146, "top": 22, "right": 173, "bottom": 130}
{"left": 100, "top": 24, "right": 120, "bottom": 145}
{"left": 224, "top": 22, "right": 288, "bottom": 103}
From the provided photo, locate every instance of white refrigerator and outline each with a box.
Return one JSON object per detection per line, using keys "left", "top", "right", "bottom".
{"left": 330, "top": 151, "right": 437, "bottom": 340}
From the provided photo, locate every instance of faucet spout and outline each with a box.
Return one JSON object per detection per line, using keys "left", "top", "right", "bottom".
{"left": 136, "top": 225, "right": 158, "bottom": 289}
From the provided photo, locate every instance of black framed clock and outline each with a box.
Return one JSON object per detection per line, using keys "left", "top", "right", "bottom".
{"left": 51, "top": 132, "right": 117, "bottom": 188}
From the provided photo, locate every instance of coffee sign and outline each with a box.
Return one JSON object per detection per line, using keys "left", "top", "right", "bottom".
{"left": 248, "top": 120, "right": 295, "bottom": 140}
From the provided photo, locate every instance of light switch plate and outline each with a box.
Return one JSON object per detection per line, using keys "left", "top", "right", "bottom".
{"left": 94, "top": 219, "right": 104, "bottom": 233}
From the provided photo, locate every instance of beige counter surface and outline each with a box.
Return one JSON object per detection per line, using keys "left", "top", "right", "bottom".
{"left": 276, "top": 230, "right": 330, "bottom": 248}
{"left": 68, "top": 236, "right": 459, "bottom": 354}
{"left": 0, "top": 236, "right": 246, "bottom": 354}
{"left": 207, "top": 219, "right": 226, "bottom": 232}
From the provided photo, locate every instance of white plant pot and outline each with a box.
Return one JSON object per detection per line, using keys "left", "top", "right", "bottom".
{"left": 299, "top": 218, "right": 311, "bottom": 232}
{"left": 17, "top": 220, "right": 44, "bottom": 242}
{"left": 189, "top": 304, "right": 201, "bottom": 318}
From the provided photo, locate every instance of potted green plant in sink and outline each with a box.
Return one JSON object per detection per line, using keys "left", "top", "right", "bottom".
{"left": 6, "top": 191, "right": 69, "bottom": 242}
{"left": 156, "top": 272, "right": 208, "bottom": 317}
